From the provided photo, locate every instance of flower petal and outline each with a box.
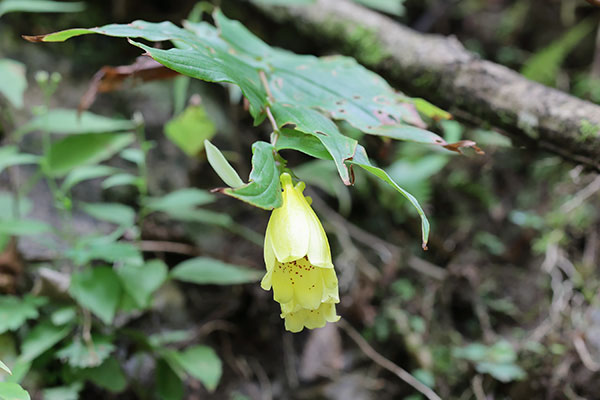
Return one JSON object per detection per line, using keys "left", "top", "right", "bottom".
{"left": 264, "top": 227, "right": 276, "bottom": 272}
{"left": 271, "top": 262, "right": 294, "bottom": 304}
{"left": 282, "top": 310, "right": 305, "bottom": 333}
{"left": 260, "top": 269, "right": 273, "bottom": 290}
{"left": 280, "top": 302, "right": 340, "bottom": 332}
{"left": 293, "top": 259, "right": 323, "bottom": 310}
{"left": 267, "top": 174, "right": 309, "bottom": 263}
{"left": 304, "top": 203, "right": 334, "bottom": 269}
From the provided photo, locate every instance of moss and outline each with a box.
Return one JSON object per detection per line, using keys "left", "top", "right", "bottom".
{"left": 318, "top": 19, "right": 390, "bottom": 66}
{"left": 578, "top": 119, "right": 600, "bottom": 142}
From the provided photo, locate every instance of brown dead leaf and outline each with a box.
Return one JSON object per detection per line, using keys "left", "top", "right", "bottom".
{"left": 443, "top": 140, "right": 485, "bottom": 155}
{"left": 79, "top": 56, "right": 179, "bottom": 112}
{"left": 0, "top": 238, "right": 23, "bottom": 294}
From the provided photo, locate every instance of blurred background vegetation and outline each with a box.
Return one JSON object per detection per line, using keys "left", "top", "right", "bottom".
{"left": 1, "top": 0, "right": 600, "bottom": 399}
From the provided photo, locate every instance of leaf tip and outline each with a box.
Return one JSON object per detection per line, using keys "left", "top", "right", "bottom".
{"left": 443, "top": 140, "right": 484, "bottom": 155}
{"left": 22, "top": 34, "right": 46, "bottom": 43}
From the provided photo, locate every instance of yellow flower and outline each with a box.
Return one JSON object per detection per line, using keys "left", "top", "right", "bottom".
{"left": 261, "top": 173, "right": 340, "bottom": 332}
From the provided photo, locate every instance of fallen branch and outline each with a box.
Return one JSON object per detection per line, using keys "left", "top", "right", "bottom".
{"left": 338, "top": 319, "right": 442, "bottom": 400}
{"left": 254, "top": 0, "right": 600, "bottom": 170}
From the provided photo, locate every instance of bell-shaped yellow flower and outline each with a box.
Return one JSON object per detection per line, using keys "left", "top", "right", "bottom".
{"left": 261, "top": 173, "right": 340, "bottom": 332}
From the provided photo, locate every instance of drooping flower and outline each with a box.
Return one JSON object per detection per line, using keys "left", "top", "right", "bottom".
{"left": 261, "top": 173, "right": 340, "bottom": 332}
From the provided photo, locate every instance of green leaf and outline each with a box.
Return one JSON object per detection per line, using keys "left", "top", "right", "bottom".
{"left": 149, "top": 330, "right": 195, "bottom": 348}
{"left": 413, "top": 98, "right": 452, "bottom": 120}
{"left": 69, "top": 267, "right": 122, "bottom": 324}
{"left": 522, "top": 18, "right": 595, "bottom": 86}
{"left": 0, "top": 0, "right": 84, "bottom": 17}
{"left": 0, "top": 146, "right": 39, "bottom": 175}
{"left": 167, "top": 208, "right": 233, "bottom": 226}
{"left": 275, "top": 129, "right": 429, "bottom": 246}
{"left": 56, "top": 335, "right": 115, "bottom": 368}
{"left": 275, "top": 129, "right": 333, "bottom": 161}
{"left": 223, "top": 141, "right": 282, "bottom": 210}
{"left": 165, "top": 105, "right": 216, "bottom": 156}
{"left": 350, "top": 145, "right": 429, "bottom": 248}
{"left": 19, "top": 320, "right": 72, "bottom": 362}
{"left": 67, "top": 239, "right": 143, "bottom": 266}
{"left": 171, "top": 257, "right": 262, "bottom": 285}
{"left": 101, "top": 173, "right": 140, "bottom": 189}
{"left": 0, "top": 382, "right": 30, "bottom": 400}
{"left": 0, "top": 220, "right": 51, "bottom": 236}
{"left": 162, "top": 346, "right": 222, "bottom": 392}
{"left": 30, "top": 10, "right": 445, "bottom": 156}
{"left": 475, "top": 362, "right": 526, "bottom": 383}
{"left": 0, "top": 360, "right": 10, "bottom": 375}
{"left": 0, "top": 59, "right": 26, "bottom": 108}
{"left": 117, "top": 260, "right": 168, "bottom": 308}
{"left": 61, "top": 165, "right": 118, "bottom": 192}
{"left": 14, "top": 109, "right": 136, "bottom": 138}
{"left": 173, "top": 75, "right": 190, "bottom": 116}
{"left": 0, "top": 192, "right": 32, "bottom": 220}
{"left": 204, "top": 140, "right": 245, "bottom": 188}
{"left": 42, "top": 382, "right": 82, "bottom": 400}
{"left": 79, "top": 202, "right": 136, "bottom": 227}
{"left": 131, "top": 39, "right": 267, "bottom": 119}
{"left": 270, "top": 104, "right": 356, "bottom": 184}
{"left": 0, "top": 296, "right": 47, "bottom": 334}
{"left": 77, "top": 356, "right": 126, "bottom": 393}
{"left": 43, "top": 133, "right": 135, "bottom": 177}
{"left": 1, "top": 358, "right": 29, "bottom": 385}
{"left": 144, "top": 189, "right": 214, "bottom": 213}
{"left": 156, "top": 359, "right": 183, "bottom": 400}
{"left": 50, "top": 306, "right": 77, "bottom": 326}
{"left": 120, "top": 148, "right": 145, "bottom": 165}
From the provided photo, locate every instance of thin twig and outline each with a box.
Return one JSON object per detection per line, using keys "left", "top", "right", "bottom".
{"left": 283, "top": 333, "right": 299, "bottom": 389}
{"left": 251, "top": 358, "right": 273, "bottom": 400}
{"left": 560, "top": 175, "right": 600, "bottom": 214}
{"left": 338, "top": 319, "right": 442, "bottom": 400}
{"left": 82, "top": 308, "right": 99, "bottom": 366}
{"left": 573, "top": 334, "right": 600, "bottom": 372}
{"left": 310, "top": 192, "right": 447, "bottom": 280}
{"left": 137, "top": 240, "right": 199, "bottom": 255}
{"left": 471, "top": 375, "right": 487, "bottom": 400}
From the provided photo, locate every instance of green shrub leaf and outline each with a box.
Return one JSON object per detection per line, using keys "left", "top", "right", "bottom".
{"left": 20, "top": 320, "right": 72, "bottom": 362}
{"left": 162, "top": 346, "right": 222, "bottom": 392}
{"left": 0, "top": 382, "right": 30, "bottom": 400}
{"left": 165, "top": 105, "right": 216, "bottom": 156}
{"left": 0, "top": 59, "right": 26, "bottom": 108}
{"left": 69, "top": 267, "right": 122, "bottom": 324}
{"left": 0, "top": 296, "right": 47, "bottom": 334}
{"left": 223, "top": 141, "right": 282, "bottom": 210}
{"left": 117, "top": 260, "right": 168, "bottom": 308}
{"left": 14, "top": 109, "right": 135, "bottom": 137}
{"left": 204, "top": 140, "right": 245, "bottom": 188}
{"left": 80, "top": 202, "right": 136, "bottom": 227}
{"left": 171, "top": 257, "right": 262, "bottom": 285}
{"left": 43, "top": 133, "right": 134, "bottom": 177}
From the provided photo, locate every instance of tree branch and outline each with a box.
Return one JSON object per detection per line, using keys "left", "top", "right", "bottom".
{"left": 254, "top": 0, "right": 600, "bottom": 170}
